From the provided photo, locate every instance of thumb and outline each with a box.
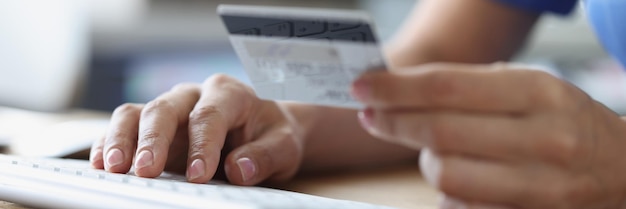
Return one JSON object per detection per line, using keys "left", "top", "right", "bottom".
{"left": 224, "top": 128, "right": 302, "bottom": 186}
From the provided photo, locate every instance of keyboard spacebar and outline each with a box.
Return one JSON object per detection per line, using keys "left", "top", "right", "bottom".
{"left": 0, "top": 164, "right": 255, "bottom": 209}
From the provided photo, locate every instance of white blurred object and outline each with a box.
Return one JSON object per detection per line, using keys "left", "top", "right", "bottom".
{"left": 0, "top": 0, "right": 89, "bottom": 111}
{"left": 89, "top": 0, "right": 147, "bottom": 32}
{"left": 0, "top": 137, "right": 8, "bottom": 147}
{"left": 570, "top": 59, "right": 626, "bottom": 114}
{"left": 11, "top": 119, "right": 109, "bottom": 157}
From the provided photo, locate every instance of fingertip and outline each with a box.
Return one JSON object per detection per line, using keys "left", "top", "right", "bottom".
{"left": 133, "top": 150, "right": 163, "bottom": 178}
{"left": 236, "top": 157, "right": 257, "bottom": 183}
{"left": 357, "top": 108, "right": 393, "bottom": 141}
{"left": 185, "top": 148, "right": 221, "bottom": 183}
{"left": 224, "top": 156, "right": 258, "bottom": 186}
{"left": 104, "top": 148, "right": 125, "bottom": 171}
{"left": 90, "top": 148, "right": 104, "bottom": 169}
{"left": 357, "top": 108, "right": 375, "bottom": 131}
{"left": 186, "top": 158, "right": 209, "bottom": 183}
{"left": 134, "top": 150, "right": 154, "bottom": 169}
{"left": 351, "top": 76, "right": 371, "bottom": 103}
{"left": 420, "top": 149, "right": 442, "bottom": 187}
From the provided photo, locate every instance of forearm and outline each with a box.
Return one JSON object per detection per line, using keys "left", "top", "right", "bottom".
{"left": 281, "top": 102, "right": 418, "bottom": 173}
{"left": 385, "top": 0, "right": 540, "bottom": 68}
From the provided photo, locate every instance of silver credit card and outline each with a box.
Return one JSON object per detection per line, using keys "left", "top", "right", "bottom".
{"left": 219, "top": 4, "right": 387, "bottom": 108}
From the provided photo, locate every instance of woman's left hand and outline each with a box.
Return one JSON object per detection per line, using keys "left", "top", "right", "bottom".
{"left": 351, "top": 63, "right": 626, "bottom": 209}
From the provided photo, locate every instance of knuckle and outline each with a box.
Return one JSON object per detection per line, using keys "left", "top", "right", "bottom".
{"left": 539, "top": 132, "right": 583, "bottom": 167}
{"left": 140, "top": 129, "right": 162, "bottom": 141}
{"left": 189, "top": 105, "right": 224, "bottom": 123}
{"left": 528, "top": 72, "right": 573, "bottom": 109}
{"left": 204, "top": 73, "right": 256, "bottom": 98}
{"left": 205, "top": 73, "right": 234, "bottom": 86}
{"left": 170, "top": 82, "right": 198, "bottom": 92}
{"left": 188, "top": 140, "right": 210, "bottom": 156}
{"left": 113, "top": 103, "right": 141, "bottom": 116}
{"left": 108, "top": 130, "right": 130, "bottom": 142}
{"left": 103, "top": 130, "right": 133, "bottom": 148}
{"left": 143, "top": 99, "right": 176, "bottom": 115}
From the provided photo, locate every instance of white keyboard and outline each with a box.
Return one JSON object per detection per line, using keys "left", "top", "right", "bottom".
{"left": 0, "top": 154, "right": 396, "bottom": 209}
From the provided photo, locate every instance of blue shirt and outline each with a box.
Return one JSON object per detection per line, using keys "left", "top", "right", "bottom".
{"left": 494, "top": 0, "right": 626, "bottom": 68}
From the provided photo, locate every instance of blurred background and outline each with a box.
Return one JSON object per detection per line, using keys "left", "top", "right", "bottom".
{"left": 0, "top": 0, "right": 625, "bottom": 152}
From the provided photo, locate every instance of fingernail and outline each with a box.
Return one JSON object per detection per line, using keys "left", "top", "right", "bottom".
{"left": 105, "top": 148, "right": 124, "bottom": 168}
{"left": 135, "top": 150, "right": 154, "bottom": 169}
{"left": 91, "top": 149, "right": 103, "bottom": 164}
{"left": 357, "top": 108, "right": 374, "bottom": 129}
{"left": 187, "top": 159, "right": 205, "bottom": 180}
{"left": 236, "top": 157, "right": 256, "bottom": 182}
{"left": 351, "top": 78, "right": 370, "bottom": 102}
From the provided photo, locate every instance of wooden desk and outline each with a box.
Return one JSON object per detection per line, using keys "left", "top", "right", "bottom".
{"left": 0, "top": 165, "right": 439, "bottom": 209}
{"left": 285, "top": 166, "right": 439, "bottom": 209}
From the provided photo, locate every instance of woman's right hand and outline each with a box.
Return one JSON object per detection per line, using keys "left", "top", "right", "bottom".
{"left": 90, "top": 74, "right": 304, "bottom": 185}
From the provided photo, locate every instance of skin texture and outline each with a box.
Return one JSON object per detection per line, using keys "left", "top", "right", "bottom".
{"left": 90, "top": 0, "right": 626, "bottom": 208}
{"left": 352, "top": 63, "right": 626, "bottom": 208}
{"left": 90, "top": 74, "right": 417, "bottom": 186}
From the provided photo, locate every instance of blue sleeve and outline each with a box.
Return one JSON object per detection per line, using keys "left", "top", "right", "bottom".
{"left": 493, "top": 0, "right": 578, "bottom": 15}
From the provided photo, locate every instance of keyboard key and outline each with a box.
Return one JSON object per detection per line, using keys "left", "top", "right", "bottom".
{"left": 80, "top": 170, "right": 102, "bottom": 179}
{"left": 104, "top": 173, "right": 128, "bottom": 183}
{"left": 149, "top": 180, "right": 175, "bottom": 191}
{"left": 174, "top": 183, "right": 201, "bottom": 196}
{"left": 0, "top": 154, "right": 397, "bottom": 209}
{"left": 127, "top": 177, "right": 150, "bottom": 187}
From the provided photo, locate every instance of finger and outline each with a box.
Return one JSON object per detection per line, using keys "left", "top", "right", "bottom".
{"left": 102, "top": 103, "right": 143, "bottom": 173}
{"left": 363, "top": 109, "right": 591, "bottom": 167}
{"left": 351, "top": 63, "right": 576, "bottom": 112}
{"left": 224, "top": 125, "right": 301, "bottom": 186}
{"left": 420, "top": 149, "right": 530, "bottom": 206}
{"left": 420, "top": 149, "right": 519, "bottom": 203}
{"left": 186, "top": 74, "right": 258, "bottom": 183}
{"left": 90, "top": 135, "right": 105, "bottom": 169}
{"left": 359, "top": 108, "right": 528, "bottom": 160}
{"left": 135, "top": 83, "right": 200, "bottom": 177}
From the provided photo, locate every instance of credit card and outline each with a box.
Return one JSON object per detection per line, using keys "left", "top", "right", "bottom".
{"left": 219, "top": 4, "right": 387, "bottom": 108}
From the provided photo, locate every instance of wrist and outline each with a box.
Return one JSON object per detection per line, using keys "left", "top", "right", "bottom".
{"left": 275, "top": 102, "right": 322, "bottom": 145}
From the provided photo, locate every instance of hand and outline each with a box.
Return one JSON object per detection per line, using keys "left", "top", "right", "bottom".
{"left": 351, "top": 63, "right": 626, "bottom": 208}
{"left": 90, "top": 74, "right": 303, "bottom": 185}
